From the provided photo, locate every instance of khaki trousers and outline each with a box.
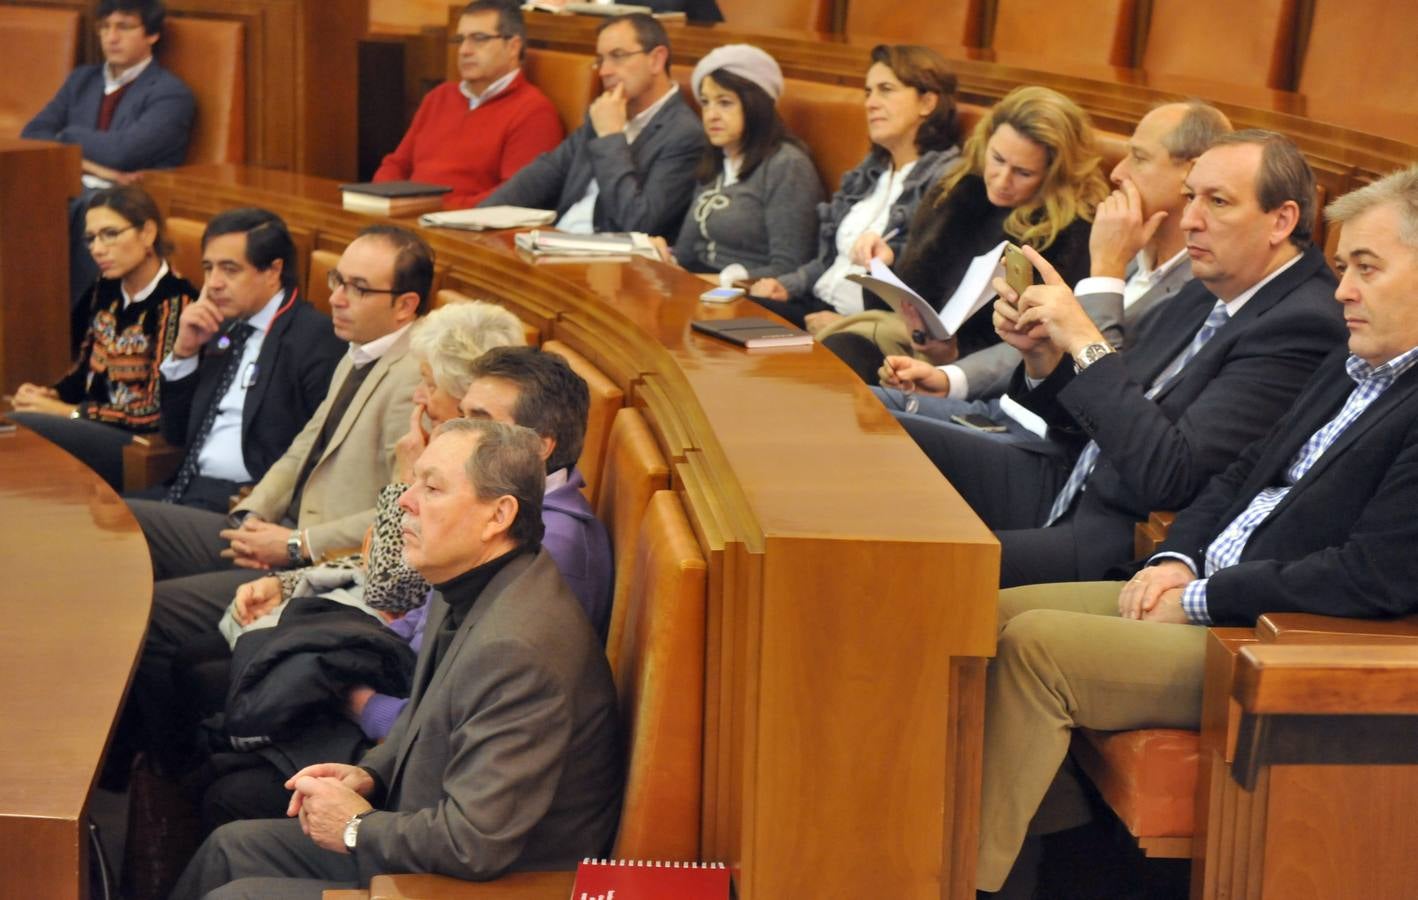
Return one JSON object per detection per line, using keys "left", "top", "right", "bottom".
{"left": 976, "top": 581, "right": 1209, "bottom": 891}
{"left": 812, "top": 309, "right": 916, "bottom": 358}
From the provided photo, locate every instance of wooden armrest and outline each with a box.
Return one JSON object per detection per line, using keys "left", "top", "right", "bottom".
{"left": 368, "top": 871, "right": 576, "bottom": 899}
{"left": 1132, "top": 510, "right": 1176, "bottom": 560}
{"left": 122, "top": 434, "right": 185, "bottom": 492}
{"left": 1256, "top": 612, "right": 1418, "bottom": 644}
{"left": 1233, "top": 644, "right": 1418, "bottom": 715}
{"left": 322, "top": 891, "right": 370, "bottom": 900}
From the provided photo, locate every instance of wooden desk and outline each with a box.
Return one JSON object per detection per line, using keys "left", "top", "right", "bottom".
{"left": 0, "top": 137, "right": 79, "bottom": 392}
{"left": 141, "top": 163, "right": 999, "bottom": 900}
{"left": 0, "top": 426, "right": 153, "bottom": 899}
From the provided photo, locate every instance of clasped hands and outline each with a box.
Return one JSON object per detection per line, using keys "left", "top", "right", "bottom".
{"left": 284, "top": 763, "right": 376, "bottom": 854}
{"left": 1117, "top": 559, "right": 1194, "bottom": 624}
{"left": 219, "top": 516, "right": 293, "bottom": 569}
{"left": 8, "top": 383, "right": 75, "bottom": 417}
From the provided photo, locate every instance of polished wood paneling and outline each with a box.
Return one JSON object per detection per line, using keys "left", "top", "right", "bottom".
{"left": 0, "top": 137, "right": 79, "bottom": 391}
{"left": 0, "top": 427, "right": 153, "bottom": 899}
{"left": 0, "top": 4, "right": 79, "bottom": 138}
{"left": 140, "top": 163, "right": 999, "bottom": 899}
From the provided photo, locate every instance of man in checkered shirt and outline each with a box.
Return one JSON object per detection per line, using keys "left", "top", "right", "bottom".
{"left": 976, "top": 164, "right": 1418, "bottom": 897}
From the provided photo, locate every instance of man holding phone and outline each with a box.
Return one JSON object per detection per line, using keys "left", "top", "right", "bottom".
{"left": 907, "top": 131, "right": 1347, "bottom": 587}
{"left": 133, "top": 208, "right": 344, "bottom": 512}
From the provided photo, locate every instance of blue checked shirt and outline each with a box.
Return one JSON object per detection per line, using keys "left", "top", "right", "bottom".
{"left": 1173, "top": 345, "right": 1418, "bottom": 623}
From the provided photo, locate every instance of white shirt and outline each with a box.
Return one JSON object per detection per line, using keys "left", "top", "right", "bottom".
{"left": 121, "top": 260, "right": 170, "bottom": 310}
{"left": 459, "top": 68, "right": 518, "bottom": 110}
{"left": 1074, "top": 245, "right": 1190, "bottom": 311}
{"left": 159, "top": 289, "right": 286, "bottom": 484}
{"left": 555, "top": 85, "right": 681, "bottom": 234}
{"left": 812, "top": 160, "right": 916, "bottom": 315}
{"left": 350, "top": 321, "right": 414, "bottom": 367}
{"left": 104, "top": 54, "right": 153, "bottom": 94}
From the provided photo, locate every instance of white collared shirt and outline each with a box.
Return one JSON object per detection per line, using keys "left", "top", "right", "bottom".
{"left": 159, "top": 289, "right": 287, "bottom": 484}
{"left": 350, "top": 321, "right": 414, "bottom": 367}
{"left": 104, "top": 54, "right": 153, "bottom": 94}
{"left": 460, "top": 68, "right": 519, "bottom": 110}
{"left": 121, "top": 260, "right": 170, "bottom": 310}
{"left": 1074, "top": 245, "right": 1190, "bottom": 311}
{"left": 555, "top": 85, "right": 682, "bottom": 234}
{"left": 813, "top": 160, "right": 917, "bottom": 315}
{"left": 1215, "top": 249, "right": 1303, "bottom": 316}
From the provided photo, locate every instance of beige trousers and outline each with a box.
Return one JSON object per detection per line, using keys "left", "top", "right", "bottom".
{"left": 976, "top": 581, "right": 1209, "bottom": 891}
{"left": 812, "top": 309, "right": 917, "bottom": 358}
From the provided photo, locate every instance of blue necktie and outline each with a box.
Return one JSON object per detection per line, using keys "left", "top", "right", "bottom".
{"left": 1043, "top": 300, "right": 1230, "bottom": 526}
{"left": 165, "top": 322, "right": 255, "bottom": 503}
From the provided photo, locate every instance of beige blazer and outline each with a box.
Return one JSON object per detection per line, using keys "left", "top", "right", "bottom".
{"left": 233, "top": 324, "right": 421, "bottom": 557}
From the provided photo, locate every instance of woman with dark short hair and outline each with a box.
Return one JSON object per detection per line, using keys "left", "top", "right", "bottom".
{"left": 9, "top": 184, "right": 194, "bottom": 489}
{"left": 655, "top": 44, "right": 823, "bottom": 284}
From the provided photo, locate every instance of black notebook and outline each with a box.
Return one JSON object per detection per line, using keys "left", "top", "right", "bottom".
{"left": 690, "top": 317, "right": 813, "bottom": 349}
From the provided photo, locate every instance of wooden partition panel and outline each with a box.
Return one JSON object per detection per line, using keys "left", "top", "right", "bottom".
{"left": 990, "top": 0, "right": 1139, "bottom": 68}
{"left": 0, "top": 5, "right": 79, "bottom": 138}
{"left": 1140, "top": 0, "right": 1298, "bottom": 90}
{"left": 843, "top": 0, "right": 983, "bottom": 50}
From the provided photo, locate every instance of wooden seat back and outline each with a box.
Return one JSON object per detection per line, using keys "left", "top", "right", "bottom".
{"left": 1298, "top": 0, "right": 1418, "bottom": 115}
{"left": 541, "top": 340, "right": 623, "bottom": 507}
{"left": 521, "top": 47, "right": 596, "bottom": 137}
{"left": 434, "top": 289, "right": 540, "bottom": 346}
{"left": 777, "top": 78, "right": 866, "bottom": 197}
{"left": 715, "top": 0, "right": 831, "bottom": 31}
{"left": 1140, "top": 0, "right": 1297, "bottom": 89}
{"left": 166, "top": 216, "right": 207, "bottom": 287}
{"left": 844, "top": 0, "right": 982, "bottom": 50}
{"left": 991, "top": 0, "right": 1139, "bottom": 68}
{"left": 162, "top": 17, "right": 246, "bottom": 164}
{"left": 595, "top": 407, "right": 670, "bottom": 672}
{"left": 0, "top": 5, "right": 79, "bottom": 139}
{"left": 307, "top": 248, "right": 340, "bottom": 317}
{"left": 609, "top": 490, "right": 707, "bottom": 858}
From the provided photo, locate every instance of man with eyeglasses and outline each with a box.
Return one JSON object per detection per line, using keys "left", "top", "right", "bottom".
{"left": 480, "top": 12, "right": 702, "bottom": 237}
{"left": 22, "top": 0, "right": 195, "bottom": 324}
{"left": 372, "top": 1, "right": 562, "bottom": 210}
{"left": 125, "top": 208, "right": 344, "bottom": 513}
{"left": 115, "top": 224, "right": 426, "bottom": 785}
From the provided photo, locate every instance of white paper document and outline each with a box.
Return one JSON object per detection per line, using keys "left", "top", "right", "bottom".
{"left": 846, "top": 244, "right": 1005, "bottom": 340}
{"left": 418, "top": 206, "right": 556, "bottom": 231}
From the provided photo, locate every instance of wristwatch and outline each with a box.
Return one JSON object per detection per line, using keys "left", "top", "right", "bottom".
{"left": 286, "top": 530, "right": 305, "bottom": 567}
{"left": 343, "top": 810, "right": 372, "bottom": 853}
{"left": 1073, "top": 342, "right": 1116, "bottom": 372}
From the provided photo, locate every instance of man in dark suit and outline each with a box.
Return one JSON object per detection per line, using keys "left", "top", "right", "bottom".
{"left": 130, "top": 208, "right": 344, "bottom": 512}
{"left": 480, "top": 13, "right": 702, "bottom": 237}
{"left": 171, "top": 418, "right": 623, "bottom": 898}
{"left": 22, "top": 0, "right": 196, "bottom": 320}
{"left": 905, "top": 130, "right": 1347, "bottom": 586}
{"left": 976, "top": 163, "right": 1418, "bottom": 895}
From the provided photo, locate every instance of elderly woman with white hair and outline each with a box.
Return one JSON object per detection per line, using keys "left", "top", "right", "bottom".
{"left": 653, "top": 43, "right": 823, "bottom": 285}
{"left": 168, "top": 299, "right": 527, "bottom": 830}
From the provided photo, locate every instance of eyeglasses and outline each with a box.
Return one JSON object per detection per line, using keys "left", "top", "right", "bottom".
{"left": 82, "top": 225, "right": 135, "bottom": 246}
{"left": 591, "top": 49, "right": 648, "bottom": 68}
{"left": 97, "top": 21, "right": 142, "bottom": 35}
{"left": 327, "top": 270, "right": 399, "bottom": 302}
{"left": 448, "top": 32, "right": 509, "bottom": 47}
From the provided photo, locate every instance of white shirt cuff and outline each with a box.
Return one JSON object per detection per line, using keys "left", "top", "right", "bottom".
{"left": 160, "top": 353, "right": 199, "bottom": 381}
{"left": 1075, "top": 275, "right": 1127, "bottom": 297}
{"left": 719, "top": 264, "right": 749, "bottom": 288}
{"left": 1148, "top": 552, "right": 1199, "bottom": 576}
{"left": 939, "top": 364, "right": 969, "bottom": 400}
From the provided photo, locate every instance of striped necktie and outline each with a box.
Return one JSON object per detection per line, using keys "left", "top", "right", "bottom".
{"left": 1043, "top": 299, "right": 1230, "bottom": 526}
{"left": 165, "top": 322, "right": 255, "bottom": 503}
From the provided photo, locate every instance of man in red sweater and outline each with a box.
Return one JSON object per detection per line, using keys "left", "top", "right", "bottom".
{"left": 372, "top": 1, "right": 562, "bottom": 210}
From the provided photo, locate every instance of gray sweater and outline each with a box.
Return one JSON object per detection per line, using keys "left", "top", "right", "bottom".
{"left": 671, "top": 142, "right": 823, "bottom": 279}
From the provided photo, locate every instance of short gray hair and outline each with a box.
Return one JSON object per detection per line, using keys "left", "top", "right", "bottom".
{"left": 431, "top": 418, "right": 545, "bottom": 547}
{"left": 1325, "top": 165, "right": 1418, "bottom": 251}
{"left": 1157, "top": 100, "right": 1232, "bottom": 162}
{"left": 409, "top": 301, "right": 526, "bottom": 397}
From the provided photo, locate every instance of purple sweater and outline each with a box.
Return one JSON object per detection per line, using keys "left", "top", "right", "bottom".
{"left": 358, "top": 468, "right": 614, "bottom": 739}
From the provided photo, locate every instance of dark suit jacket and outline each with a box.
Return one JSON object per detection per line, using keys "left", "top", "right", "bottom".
{"left": 481, "top": 90, "right": 703, "bottom": 237}
{"left": 1160, "top": 348, "right": 1418, "bottom": 624}
{"left": 160, "top": 295, "right": 344, "bottom": 488}
{"left": 21, "top": 60, "right": 195, "bottom": 171}
{"left": 1010, "top": 244, "right": 1347, "bottom": 580}
{"left": 356, "top": 549, "right": 622, "bottom": 880}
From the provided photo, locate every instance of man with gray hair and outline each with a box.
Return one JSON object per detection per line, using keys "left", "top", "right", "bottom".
{"left": 172, "top": 418, "right": 623, "bottom": 898}
{"left": 975, "top": 162, "right": 1418, "bottom": 896}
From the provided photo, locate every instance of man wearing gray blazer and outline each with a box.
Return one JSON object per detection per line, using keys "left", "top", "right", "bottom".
{"left": 172, "top": 419, "right": 622, "bottom": 899}
{"left": 877, "top": 100, "right": 1232, "bottom": 420}
{"left": 116, "top": 226, "right": 427, "bottom": 776}
{"left": 480, "top": 13, "right": 701, "bottom": 237}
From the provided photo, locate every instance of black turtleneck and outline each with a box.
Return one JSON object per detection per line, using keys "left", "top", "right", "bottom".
{"left": 433, "top": 544, "right": 528, "bottom": 635}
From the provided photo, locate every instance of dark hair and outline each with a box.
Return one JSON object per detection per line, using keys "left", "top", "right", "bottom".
{"left": 201, "top": 208, "right": 299, "bottom": 291}
{"left": 693, "top": 67, "right": 801, "bottom": 183}
{"left": 460, "top": 0, "right": 525, "bottom": 61}
{"left": 86, "top": 184, "right": 169, "bottom": 258}
{"left": 355, "top": 224, "right": 434, "bottom": 315}
{"left": 597, "top": 12, "right": 671, "bottom": 74}
{"left": 467, "top": 347, "right": 590, "bottom": 475}
{"left": 433, "top": 418, "right": 547, "bottom": 548}
{"left": 1209, "top": 129, "right": 1316, "bottom": 249}
{"left": 868, "top": 44, "right": 960, "bottom": 155}
{"left": 95, "top": 0, "right": 165, "bottom": 38}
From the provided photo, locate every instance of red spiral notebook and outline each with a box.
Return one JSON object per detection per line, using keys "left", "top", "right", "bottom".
{"left": 570, "top": 858, "right": 730, "bottom": 899}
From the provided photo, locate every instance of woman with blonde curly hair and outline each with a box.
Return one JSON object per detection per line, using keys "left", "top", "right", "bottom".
{"left": 820, "top": 84, "right": 1109, "bottom": 396}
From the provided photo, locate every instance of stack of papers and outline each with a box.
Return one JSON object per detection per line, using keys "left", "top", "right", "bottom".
{"left": 418, "top": 206, "right": 556, "bottom": 231}
{"left": 846, "top": 245, "right": 1005, "bottom": 340}
{"left": 513, "top": 229, "right": 659, "bottom": 259}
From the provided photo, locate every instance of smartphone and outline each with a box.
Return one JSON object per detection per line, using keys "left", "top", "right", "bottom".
{"left": 700, "top": 286, "right": 745, "bottom": 303}
{"left": 1003, "top": 242, "right": 1033, "bottom": 296}
{"left": 951, "top": 413, "right": 1008, "bottom": 433}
